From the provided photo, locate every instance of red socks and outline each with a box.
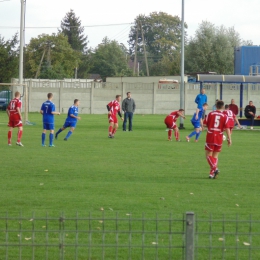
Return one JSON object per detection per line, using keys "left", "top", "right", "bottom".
{"left": 8, "top": 131, "right": 12, "bottom": 144}
{"left": 174, "top": 130, "right": 179, "bottom": 141}
{"left": 168, "top": 130, "right": 172, "bottom": 139}
{"left": 17, "top": 130, "right": 23, "bottom": 142}
{"left": 109, "top": 126, "right": 113, "bottom": 135}
{"left": 112, "top": 128, "right": 117, "bottom": 135}
{"left": 207, "top": 156, "right": 217, "bottom": 171}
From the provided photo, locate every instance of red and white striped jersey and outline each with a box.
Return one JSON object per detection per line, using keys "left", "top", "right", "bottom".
{"left": 7, "top": 98, "right": 22, "bottom": 120}
{"left": 107, "top": 100, "right": 121, "bottom": 116}
{"left": 205, "top": 110, "right": 229, "bottom": 145}
{"left": 223, "top": 109, "right": 236, "bottom": 128}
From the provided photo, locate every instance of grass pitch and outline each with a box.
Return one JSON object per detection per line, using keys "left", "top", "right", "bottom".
{"left": 0, "top": 113, "right": 259, "bottom": 259}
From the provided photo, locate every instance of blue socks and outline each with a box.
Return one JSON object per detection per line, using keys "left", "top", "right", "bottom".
{"left": 65, "top": 131, "right": 73, "bottom": 139}
{"left": 42, "top": 133, "right": 46, "bottom": 145}
{"left": 188, "top": 131, "right": 197, "bottom": 138}
{"left": 56, "top": 128, "right": 62, "bottom": 136}
{"left": 195, "top": 132, "right": 201, "bottom": 140}
{"left": 49, "top": 133, "right": 54, "bottom": 145}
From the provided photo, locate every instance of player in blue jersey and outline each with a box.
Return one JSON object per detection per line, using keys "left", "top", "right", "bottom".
{"left": 40, "top": 93, "right": 60, "bottom": 147}
{"left": 186, "top": 103, "right": 208, "bottom": 142}
{"left": 55, "top": 99, "right": 81, "bottom": 141}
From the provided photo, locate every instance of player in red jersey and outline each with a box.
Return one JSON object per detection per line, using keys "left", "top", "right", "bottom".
{"left": 107, "top": 95, "right": 123, "bottom": 138}
{"left": 164, "top": 109, "right": 185, "bottom": 141}
{"left": 6, "top": 91, "right": 23, "bottom": 146}
{"left": 223, "top": 104, "right": 242, "bottom": 134}
{"left": 204, "top": 100, "right": 231, "bottom": 179}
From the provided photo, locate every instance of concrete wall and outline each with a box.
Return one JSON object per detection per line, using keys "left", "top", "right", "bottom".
{"left": 11, "top": 79, "right": 260, "bottom": 116}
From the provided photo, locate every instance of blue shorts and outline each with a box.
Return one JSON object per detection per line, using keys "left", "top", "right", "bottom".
{"left": 43, "top": 123, "right": 54, "bottom": 130}
{"left": 63, "top": 121, "right": 77, "bottom": 128}
{"left": 191, "top": 120, "right": 201, "bottom": 129}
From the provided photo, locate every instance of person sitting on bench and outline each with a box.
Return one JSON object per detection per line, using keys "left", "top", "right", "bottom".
{"left": 244, "top": 101, "right": 256, "bottom": 130}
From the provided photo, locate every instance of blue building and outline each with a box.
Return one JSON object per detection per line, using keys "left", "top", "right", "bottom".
{"left": 234, "top": 46, "right": 260, "bottom": 75}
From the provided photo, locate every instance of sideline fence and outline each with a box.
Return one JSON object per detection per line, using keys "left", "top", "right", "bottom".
{"left": 0, "top": 212, "right": 260, "bottom": 260}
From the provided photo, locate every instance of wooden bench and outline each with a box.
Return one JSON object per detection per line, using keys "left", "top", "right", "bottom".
{"left": 238, "top": 118, "right": 260, "bottom": 126}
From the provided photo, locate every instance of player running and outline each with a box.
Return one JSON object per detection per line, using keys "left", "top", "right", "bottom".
{"left": 6, "top": 91, "right": 23, "bottom": 146}
{"left": 107, "top": 95, "right": 123, "bottom": 138}
{"left": 164, "top": 109, "right": 185, "bottom": 141}
{"left": 204, "top": 100, "right": 231, "bottom": 179}
{"left": 55, "top": 99, "right": 81, "bottom": 141}
{"left": 186, "top": 103, "right": 208, "bottom": 142}
{"left": 223, "top": 104, "right": 242, "bottom": 135}
{"left": 40, "top": 93, "right": 60, "bottom": 147}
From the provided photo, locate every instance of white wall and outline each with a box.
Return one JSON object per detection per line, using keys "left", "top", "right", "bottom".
{"left": 11, "top": 79, "right": 260, "bottom": 116}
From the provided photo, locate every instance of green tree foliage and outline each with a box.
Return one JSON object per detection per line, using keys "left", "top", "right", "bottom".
{"left": 25, "top": 33, "right": 81, "bottom": 79}
{"left": 60, "top": 9, "right": 90, "bottom": 78}
{"left": 90, "top": 37, "right": 132, "bottom": 80}
{"left": 128, "top": 12, "right": 187, "bottom": 76}
{"left": 60, "top": 9, "right": 88, "bottom": 53}
{"left": 0, "top": 34, "right": 19, "bottom": 83}
{"left": 185, "top": 21, "right": 251, "bottom": 74}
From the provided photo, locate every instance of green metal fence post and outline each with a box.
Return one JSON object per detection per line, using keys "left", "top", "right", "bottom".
{"left": 185, "top": 212, "right": 195, "bottom": 260}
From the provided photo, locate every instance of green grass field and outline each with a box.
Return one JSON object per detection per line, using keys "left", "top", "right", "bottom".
{"left": 0, "top": 112, "right": 259, "bottom": 259}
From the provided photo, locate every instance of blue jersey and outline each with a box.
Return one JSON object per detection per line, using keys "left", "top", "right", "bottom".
{"left": 41, "top": 100, "right": 55, "bottom": 124}
{"left": 65, "top": 105, "right": 78, "bottom": 123}
{"left": 195, "top": 93, "right": 207, "bottom": 108}
{"left": 191, "top": 107, "right": 204, "bottom": 122}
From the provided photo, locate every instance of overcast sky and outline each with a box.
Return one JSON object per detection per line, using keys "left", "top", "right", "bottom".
{"left": 0, "top": 0, "right": 259, "bottom": 49}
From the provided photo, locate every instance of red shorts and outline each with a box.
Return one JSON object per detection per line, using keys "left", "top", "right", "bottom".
{"left": 205, "top": 143, "right": 222, "bottom": 152}
{"left": 164, "top": 118, "right": 177, "bottom": 129}
{"left": 8, "top": 119, "right": 23, "bottom": 128}
{"left": 108, "top": 114, "right": 118, "bottom": 124}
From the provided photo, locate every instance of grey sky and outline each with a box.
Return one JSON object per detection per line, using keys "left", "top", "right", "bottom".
{"left": 0, "top": 0, "right": 259, "bottom": 48}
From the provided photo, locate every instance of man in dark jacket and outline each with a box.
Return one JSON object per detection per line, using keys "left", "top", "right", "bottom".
{"left": 122, "top": 92, "right": 136, "bottom": 131}
{"left": 244, "top": 101, "right": 256, "bottom": 129}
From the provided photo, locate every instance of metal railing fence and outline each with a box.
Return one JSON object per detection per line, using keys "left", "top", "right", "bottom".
{"left": 0, "top": 212, "right": 260, "bottom": 260}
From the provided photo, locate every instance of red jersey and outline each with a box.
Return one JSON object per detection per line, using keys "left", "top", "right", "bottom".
{"left": 107, "top": 100, "right": 121, "bottom": 116}
{"left": 205, "top": 110, "right": 228, "bottom": 146}
{"left": 223, "top": 109, "right": 236, "bottom": 128}
{"left": 165, "top": 111, "right": 180, "bottom": 123}
{"left": 7, "top": 98, "right": 22, "bottom": 121}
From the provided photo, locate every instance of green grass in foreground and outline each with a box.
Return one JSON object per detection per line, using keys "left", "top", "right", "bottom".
{"left": 0, "top": 113, "right": 259, "bottom": 259}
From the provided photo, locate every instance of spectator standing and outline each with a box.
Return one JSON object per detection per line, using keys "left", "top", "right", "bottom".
{"left": 164, "top": 109, "right": 185, "bottom": 141}
{"left": 122, "top": 92, "right": 136, "bottom": 131}
{"left": 229, "top": 99, "right": 239, "bottom": 115}
{"left": 212, "top": 99, "right": 219, "bottom": 111}
{"left": 204, "top": 100, "right": 231, "bottom": 179}
{"left": 40, "top": 93, "right": 60, "bottom": 147}
{"left": 55, "top": 99, "right": 81, "bottom": 141}
{"left": 6, "top": 91, "right": 23, "bottom": 146}
{"left": 244, "top": 101, "right": 256, "bottom": 129}
{"left": 195, "top": 88, "right": 207, "bottom": 118}
{"left": 107, "top": 95, "right": 123, "bottom": 138}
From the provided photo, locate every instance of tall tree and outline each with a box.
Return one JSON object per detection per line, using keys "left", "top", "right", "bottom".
{"left": 60, "top": 9, "right": 88, "bottom": 53}
{"left": 90, "top": 37, "right": 132, "bottom": 80}
{"left": 25, "top": 33, "right": 81, "bottom": 79}
{"left": 0, "top": 34, "right": 19, "bottom": 83}
{"left": 185, "top": 21, "right": 252, "bottom": 74}
{"left": 128, "top": 12, "right": 187, "bottom": 76}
